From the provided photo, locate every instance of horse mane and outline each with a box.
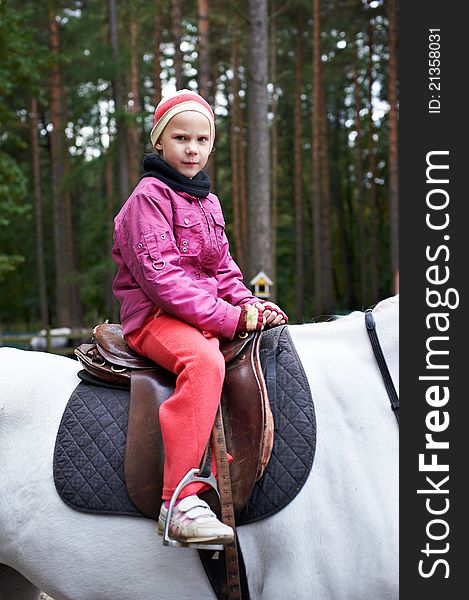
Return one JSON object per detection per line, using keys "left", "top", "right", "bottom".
{"left": 304, "top": 294, "right": 399, "bottom": 329}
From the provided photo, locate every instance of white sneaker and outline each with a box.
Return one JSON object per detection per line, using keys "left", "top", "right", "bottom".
{"left": 158, "top": 495, "right": 234, "bottom": 544}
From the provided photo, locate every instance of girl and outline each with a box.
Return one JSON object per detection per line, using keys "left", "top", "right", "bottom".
{"left": 112, "top": 89, "right": 288, "bottom": 545}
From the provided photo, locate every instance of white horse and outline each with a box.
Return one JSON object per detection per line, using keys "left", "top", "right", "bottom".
{"left": 0, "top": 295, "right": 399, "bottom": 600}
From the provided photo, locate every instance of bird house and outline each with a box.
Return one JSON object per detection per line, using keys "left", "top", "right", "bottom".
{"left": 249, "top": 271, "right": 273, "bottom": 299}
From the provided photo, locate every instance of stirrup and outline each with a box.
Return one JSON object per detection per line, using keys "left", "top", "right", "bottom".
{"left": 162, "top": 467, "right": 223, "bottom": 550}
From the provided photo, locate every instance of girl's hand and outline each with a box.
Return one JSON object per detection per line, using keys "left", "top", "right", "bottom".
{"left": 235, "top": 304, "right": 264, "bottom": 337}
{"left": 254, "top": 301, "right": 289, "bottom": 327}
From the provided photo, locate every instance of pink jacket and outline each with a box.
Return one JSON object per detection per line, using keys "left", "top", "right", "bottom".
{"left": 112, "top": 177, "right": 258, "bottom": 339}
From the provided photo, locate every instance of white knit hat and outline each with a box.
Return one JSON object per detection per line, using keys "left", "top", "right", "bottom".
{"left": 150, "top": 89, "right": 215, "bottom": 151}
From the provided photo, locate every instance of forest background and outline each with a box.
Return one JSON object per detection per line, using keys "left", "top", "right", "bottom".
{"left": 0, "top": 0, "right": 398, "bottom": 333}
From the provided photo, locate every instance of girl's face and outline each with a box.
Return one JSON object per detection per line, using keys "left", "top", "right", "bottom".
{"left": 155, "top": 111, "right": 211, "bottom": 178}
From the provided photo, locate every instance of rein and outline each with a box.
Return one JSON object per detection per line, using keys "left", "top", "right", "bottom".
{"left": 365, "top": 308, "right": 400, "bottom": 425}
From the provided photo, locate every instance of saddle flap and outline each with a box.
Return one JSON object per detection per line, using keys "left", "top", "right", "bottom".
{"left": 221, "top": 333, "right": 273, "bottom": 508}
{"left": 124, "top": 368, "right": 175, "bottom": 517}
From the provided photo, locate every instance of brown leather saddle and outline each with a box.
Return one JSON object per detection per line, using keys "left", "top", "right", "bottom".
{"left": 75, "top": 324, "right": 274, "bottom": 520}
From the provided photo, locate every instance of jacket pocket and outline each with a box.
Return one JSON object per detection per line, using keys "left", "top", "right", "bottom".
{"left": 211, "top": 212, "right": 226, "bottom": 250}
{"left": 133, "top": 231, "right": 166, "bottom": 280}
{"left": 173, "top": 212, "right": 202, "bottom": 257}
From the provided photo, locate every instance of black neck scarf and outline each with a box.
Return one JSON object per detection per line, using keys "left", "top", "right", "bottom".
{"left": 140, "top": 154, "right": 211, "bottom": 198}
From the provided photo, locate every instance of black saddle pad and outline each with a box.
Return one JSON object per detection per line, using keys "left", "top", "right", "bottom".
{"left": 53, "top": 382, "right": 141, "bottom": 516}
{"left": 53, "top": 326, "right": 316, "bottom": 522}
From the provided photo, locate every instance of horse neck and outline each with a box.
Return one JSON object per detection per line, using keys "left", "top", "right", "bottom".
{"left": 290, "top": 295, "right": 399, "bottom": 389}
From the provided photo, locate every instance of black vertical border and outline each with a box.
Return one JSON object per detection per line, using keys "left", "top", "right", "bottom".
{"left": 400, "top": 2, "right": 466, "bottom": 597}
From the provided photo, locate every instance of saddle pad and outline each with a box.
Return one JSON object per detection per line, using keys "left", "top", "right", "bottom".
{"left": 53, "top": 382, "right": 143, "bottom": 517}
{"left": 53, "top": 327, "right": 316, "bottom": 522}
{"left": 237, "top": 326, "right": 316, "bottom": 525}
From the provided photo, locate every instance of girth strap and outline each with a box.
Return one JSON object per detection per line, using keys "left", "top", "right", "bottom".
{"left": 365, "top": 309, "right": 399, "bottom": 424}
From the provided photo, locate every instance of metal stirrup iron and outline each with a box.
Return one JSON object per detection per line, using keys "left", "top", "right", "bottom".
{"left": 163, "top": 444, "right": 223, "bottom": 551}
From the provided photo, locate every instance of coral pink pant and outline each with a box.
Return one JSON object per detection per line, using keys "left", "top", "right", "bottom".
{"left": 126, "top": 309, "right": 225, "bottom": 500}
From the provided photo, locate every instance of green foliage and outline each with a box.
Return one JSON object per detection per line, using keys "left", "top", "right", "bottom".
{"left": 0, "top": 254, "right": 25, "bottom": 283}
{"left": 0, "top": 151, "right": 29, "bottom": 227}
{"left": 0, "top": 1, "right": 49, "bottom": 132}
{"left": 0, "top": 151, "right": 30, "bottom": 283}
{"left": 0, "top": 1, "right": 44, "bottom": 289}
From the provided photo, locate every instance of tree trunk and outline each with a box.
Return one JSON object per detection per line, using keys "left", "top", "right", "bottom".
{"left": 109, "top": 0, "right": 129, "bottom": 201}
{"left": 30, "top": 96, "right": 49, "bottom": 328}
{"left": 171, "top": 0, "right": 183, "bottom": 89}
{"left": 331, "top": 100, "right": 353, "bottom": 307}
{"left": 106, "top": 156, "right": 119, "bottom": 322}
{"left": 343, "top": 119, "right": 357, "bottom": 306}
{"left": 269, "top": 0, "right": 278, "bottom": 303}
{"left": 367, "top": 22, "right": 379, "bottom": 304}
{"left": 319, "top": 71, "right": 333, "bottom": 312}
{"left": 353, "top": 52, "right": 367, "bottom": 305}
{"left": 230, "top": 12, "right": 244, "bottom": 270}
{"left": 198, "top": 0, "right": 215, "bottom": 183}
{"left": 49, "top": 9, "right": 70, "bottom": 327}
{"left": 387, "top": 0, "right": 399, "bottom": 293}
{"left": 239, "top": 102, "right": 248, "bottom": 267}
{"left": 294, "top": 13, "right": 304, "bottom": 321}
{"left": 60, "top": 75, "right": 81, "bottom": 327}
{"left": 128, "top": 1, "right": 141, "bottom": 188}
{"left": 247, "top": 0, "right": 272, "bottom": 288}
{"left": 153, "top": 0, "right": 162, "bottom": 107}
{"left": 63, "top": 188, "right": 81, "bottom": 327}
{"left": 311, "top": 0, "right": 323, "bottom": 315}
{"left": 198, "top": 0, "right": 210, "bottom": 98}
